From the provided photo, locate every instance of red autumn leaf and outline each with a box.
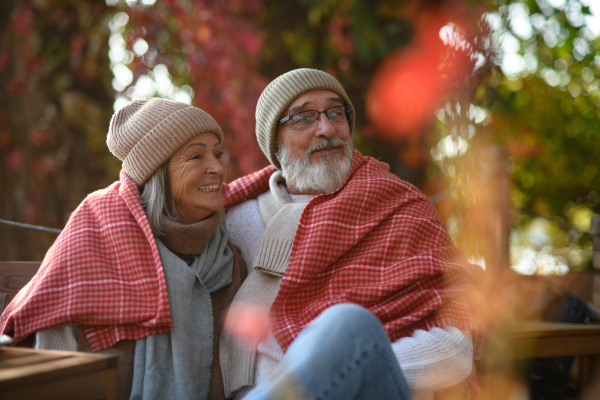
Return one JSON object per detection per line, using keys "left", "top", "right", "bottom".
{"left": 238, "top": 30, "right": 262, "bottom": 55}
{"left": 29, "top": 159, "right": 55, "bottom": 180}
{"left": 5, "top": 148, "right": 23, "bottom": 172}
{"left": 28, "top": 127, "right": 48, "bottom": 147}
{"left": 0, "top": 48, "right": 10, "bottom": 70}
{"left": 10, "top": 7, "right": 33, "bottom": 36}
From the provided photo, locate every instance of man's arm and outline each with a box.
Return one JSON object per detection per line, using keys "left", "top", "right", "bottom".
{"left": 225, "top": 199, "right": 263, "bottom": 271}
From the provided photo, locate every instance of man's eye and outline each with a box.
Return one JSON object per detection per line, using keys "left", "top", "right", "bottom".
{"left": 328, "top": 107, "right": 345, "bottom": 120}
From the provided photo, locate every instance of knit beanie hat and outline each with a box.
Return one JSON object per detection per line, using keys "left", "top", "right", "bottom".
{"left": 255, "top": 68, "right": 355, "bottom": 169}
{"left": 107, "top": 97, "right": 223, "bottom": 186}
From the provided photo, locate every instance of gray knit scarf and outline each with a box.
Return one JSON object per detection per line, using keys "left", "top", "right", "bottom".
{"left": 129, "top": 225, "right": 233, "bottom": 400}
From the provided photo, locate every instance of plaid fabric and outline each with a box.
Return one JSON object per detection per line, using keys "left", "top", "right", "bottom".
{"left": 222, "top": 165, "right": 275, "bottom": 208}
{"left": 224, "top": 150, "right": 482, "bottom": 351}
{"left": 0, "top": 171, "right": 172, "bottom": 351}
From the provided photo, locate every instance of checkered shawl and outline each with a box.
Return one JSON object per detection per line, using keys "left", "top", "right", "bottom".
{"left": 223, "top": 150, "right": 482, "bottom": 351}
{"left": 0, "top": 171, "right": 172, "bottom": 351}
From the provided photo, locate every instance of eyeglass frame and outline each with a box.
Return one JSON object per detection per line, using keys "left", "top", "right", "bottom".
{"left": 277, "top": 106, "right": 353, "bottom": 127}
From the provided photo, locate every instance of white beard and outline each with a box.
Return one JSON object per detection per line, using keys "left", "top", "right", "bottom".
{"left": 276, "top": 136, "right": 354, "bottom": 194}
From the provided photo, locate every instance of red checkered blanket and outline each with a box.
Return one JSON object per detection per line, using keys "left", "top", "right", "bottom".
{"left": 0, "top": 171, "right": 172, "bottom": 351}
{"left": 223, "top": 150, "right": 482, "bottom": 350}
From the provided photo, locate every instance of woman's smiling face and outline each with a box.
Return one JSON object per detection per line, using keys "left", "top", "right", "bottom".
{"left": 168, "top": 132, "right": 225, "bottom": 223}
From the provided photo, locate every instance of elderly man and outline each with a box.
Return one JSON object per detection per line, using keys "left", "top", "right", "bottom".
{"left": 221, "top": 68, "right": 481, "bottom": 400}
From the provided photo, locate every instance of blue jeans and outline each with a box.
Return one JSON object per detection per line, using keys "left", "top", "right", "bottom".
{"left": 244, "top": 303, "right": 411, "bottom": 400}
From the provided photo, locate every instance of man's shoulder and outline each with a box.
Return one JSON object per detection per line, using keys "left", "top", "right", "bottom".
{"left": 227, "top": 198, "right": 260, "bottom": 216}
{"left": 224, "top": 198, "right": 264, "bottom": 264}
{"left": 223, "top": 166, "right": 276, "bottom": 209}
{"left": 350, "top": 156, "right": 425, "bottom": 196}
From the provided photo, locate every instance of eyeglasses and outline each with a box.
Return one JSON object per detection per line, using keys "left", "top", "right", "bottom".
{"left": 277, "top": 106, "right": 353, "bottom": 130}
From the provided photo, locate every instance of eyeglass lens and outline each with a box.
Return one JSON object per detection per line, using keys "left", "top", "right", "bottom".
{"left": 291, "top": 107, "right": 348, "bottom": 129}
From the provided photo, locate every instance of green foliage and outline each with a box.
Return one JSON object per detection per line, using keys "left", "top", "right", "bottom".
{"left": 431, "top": 0, "right": 599, "bottom": 272}
{"left": 478, "top": 0, "right": 600, "bottom": 271}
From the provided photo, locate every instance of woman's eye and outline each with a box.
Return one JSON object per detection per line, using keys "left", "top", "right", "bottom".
{"left": 215, "top": 151, "right": 224, "bottom": 159}
{"left": 190, "top": 154, "right": 201, "bottom": 160}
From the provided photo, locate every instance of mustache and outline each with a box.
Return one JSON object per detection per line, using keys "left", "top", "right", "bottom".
{"left": 306, "top": 137, "right": 350, "bottom": 155}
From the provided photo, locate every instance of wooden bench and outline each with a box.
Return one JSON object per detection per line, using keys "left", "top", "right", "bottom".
{"left": 0, "top": 347, "right": 118, "bottom": 399}
{"left": 479, "top": 322, "right": 600, "bottom": 400}
{"left": 0, "top": 261, "right": 41, "bottom": 314}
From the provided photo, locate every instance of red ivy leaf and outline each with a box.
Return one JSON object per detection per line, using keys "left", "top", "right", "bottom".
{"left": 5, "top": 148, "right": 23, "bottom": 172}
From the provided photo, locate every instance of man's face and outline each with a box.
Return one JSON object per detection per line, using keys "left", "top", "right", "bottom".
{"left": 275, "top": 90, "right": 354, "bottom": 194}
{"left": 276, "top": 90, "right": 353, "bottom": 167}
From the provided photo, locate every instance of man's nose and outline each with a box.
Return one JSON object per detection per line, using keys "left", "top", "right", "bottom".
{"left": 314, "top": 113, "right": 336, "bottom": 138}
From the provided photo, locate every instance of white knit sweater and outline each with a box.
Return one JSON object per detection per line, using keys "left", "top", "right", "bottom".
{"left": 225, "top": 193, "right": 473, "bottom": 400}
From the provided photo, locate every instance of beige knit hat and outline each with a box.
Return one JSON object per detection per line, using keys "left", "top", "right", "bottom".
{"left": 107, "top": 98, "right": 223, "bottom": 186}
{"left": 255, "top": 68, "right": 355, "bottom": 169}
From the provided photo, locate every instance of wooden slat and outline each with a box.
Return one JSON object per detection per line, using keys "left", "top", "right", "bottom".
{"left": 0, "top": 351, "right": 67, "bottom": 368}
{"left": 492, "top": 322, "right": 600, "bottom": 360}
{"left": 507, "top": 335, "right": 600, "bottom": 359}
{"left": 0, "top": 356, "right": 104, "bottom": 384}
{"left": 0, "top": 293, "right": 7, "bottom": 313}
{"left": 1, "top": 370, "right": 109, "bottom": 400}
{"left": 0, "top": 348, "right": 117, "bottom": 389}
{"left": 543, "top": 273, "right": 595, "bottom": 302}
{"left": 0, "top": 261, "right": 41, "bottom": 312}
{"left": 590, "top": 216, "right": 600, "bottom": 236}
{"left": 0, "top": 346, "right": 118, "bottom": 368}
{"left": 505, "top": 322, "right": 600, "bottom": 338}
{"left": 106, "top": 366, "right": 118, "bottom": 400}
{"left": 0, "top": 262, "right": 41, "bottom": 295}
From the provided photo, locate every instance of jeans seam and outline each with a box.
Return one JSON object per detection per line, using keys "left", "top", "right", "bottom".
{"left": 373, "top": 345, "right": 409, "bottom": 395}
{"left": 315, "top": 346, "right": 364, "bottom": 400}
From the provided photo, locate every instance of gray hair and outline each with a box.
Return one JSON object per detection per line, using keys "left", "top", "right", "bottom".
{"left": 140, "top": 162, "right": 179, "bottom": 236}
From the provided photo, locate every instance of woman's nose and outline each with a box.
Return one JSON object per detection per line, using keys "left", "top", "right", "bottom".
{"left": 207, "top": 156, "right": 224, "bottom": 174}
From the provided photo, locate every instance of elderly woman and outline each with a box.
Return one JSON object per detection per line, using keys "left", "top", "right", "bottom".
{"left": 0, "top": 98, "right": 246, "bottom": 400}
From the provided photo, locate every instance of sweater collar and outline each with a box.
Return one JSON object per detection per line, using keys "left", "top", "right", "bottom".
{"left": 157, "top": 210, "right": 223, "bottom": 261}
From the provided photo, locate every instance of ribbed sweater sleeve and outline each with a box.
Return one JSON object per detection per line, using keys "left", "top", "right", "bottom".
{"left": 391, "top": 327, "right": 473, "bottom": 399}
{"left": 36, "top": 325, "right": 78, "bottom": 350}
